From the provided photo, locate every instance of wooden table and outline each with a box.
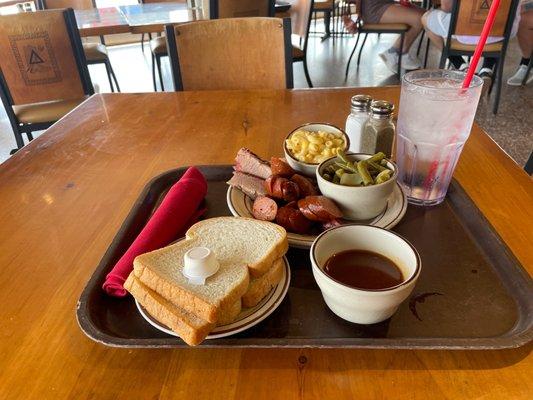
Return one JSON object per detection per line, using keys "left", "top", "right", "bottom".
{"left": 0, "top": 88, "right": 531, "bottom": 399}
{"left": 75, "top": 2, "right": 291, "bottom": 37}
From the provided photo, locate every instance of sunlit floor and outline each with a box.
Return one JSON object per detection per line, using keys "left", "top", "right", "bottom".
{"left": 1, "top": 24, "right": 531, "bottom": 165}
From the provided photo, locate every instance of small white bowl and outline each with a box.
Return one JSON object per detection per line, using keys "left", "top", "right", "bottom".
{"left": 310, "top": 224, "right": 421, "bottom": 325}
{"left": 283, "top": 123, "right": 350, "bottom": 178}
{"left": 316, "top": 153, "right": 397, "bottom": 221}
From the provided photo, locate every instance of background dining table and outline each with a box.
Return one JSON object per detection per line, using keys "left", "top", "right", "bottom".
{"left": 0, "top": 87, "right": 531, "bottom": 399}
{"left": 75, "top": 1, "right": 292, "bottom": 37}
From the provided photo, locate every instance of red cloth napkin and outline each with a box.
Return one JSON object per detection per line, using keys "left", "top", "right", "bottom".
{"left": 103, "top": 167, "right": 208, "bottom": 297}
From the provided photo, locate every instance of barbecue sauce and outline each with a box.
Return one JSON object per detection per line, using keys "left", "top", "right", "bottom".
{"left": 323, "top": 250, "right": 403, "bottom": 290}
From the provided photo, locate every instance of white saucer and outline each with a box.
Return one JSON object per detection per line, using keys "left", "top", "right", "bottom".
{"left": 136, "top": 256, "right": 291, "bottom": 340}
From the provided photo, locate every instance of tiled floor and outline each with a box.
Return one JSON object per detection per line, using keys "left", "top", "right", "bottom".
{"left": 1, "top": 26, "right": 531, "bottom": 166}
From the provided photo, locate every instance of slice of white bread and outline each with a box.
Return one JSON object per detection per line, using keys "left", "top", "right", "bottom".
{"left": 125, "top": 274, "right": 242, "bottom": 345}
{"left": 124, "top": 274, "right": 213, "bottom": 346}
{"left": 185, "top": 217, "right": 288, "bottom": 278}
{"left": 242, "top": 257, "right": 284, "bottom": 308}
{"left": 133, "top": 217, "right": 288, "bottom": 323}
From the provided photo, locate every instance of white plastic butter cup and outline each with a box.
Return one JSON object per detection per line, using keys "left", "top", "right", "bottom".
{"left": 183, "top": 247, "right": 219, "bottom": 285}
{"left": 310, "top": 224, "right": 421, "bottom": 325}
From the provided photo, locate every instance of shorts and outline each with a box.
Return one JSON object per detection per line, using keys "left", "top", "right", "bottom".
{"left": 425, "top": 9, "right": 518, "bottom": 45}
{"left": 361, "top": 0, "right": 395, "bottom": 24}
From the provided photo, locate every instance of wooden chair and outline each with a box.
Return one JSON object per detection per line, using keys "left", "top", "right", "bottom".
{"left": 38, "top": 0, "right": 120, "bottom": 92}
{"left": 440, "top": 0, "right": 520, "bottom": 114}
{"left": 344, "top": 0, "right": 409, "bottom": 78}
{"left": 289, "top": 0, "right": 314, "bottom": 87}
{"left": 150, "top": 0, "right": 275, "bottom": 91}
{"left": 165, "top": 17, "right": 293, "bottom": 90}
{"left": 0, "top": 8, "right": 93, "bottom": 153}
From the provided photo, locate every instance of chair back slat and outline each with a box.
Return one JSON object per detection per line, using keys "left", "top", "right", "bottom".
{"left": 0, "top": 9, "right": 89, "bottom": 105}
{"left": 210, "top": 0, "right": 273, "bottom": 19}
{"left": 40, "top": 0, "right": 94, "bottom": 10}
{"left": 167, "top": 17, "right": 290, "bottom": 90}
{"left": 454, "top": 0, "right": 515, "bottom": 37}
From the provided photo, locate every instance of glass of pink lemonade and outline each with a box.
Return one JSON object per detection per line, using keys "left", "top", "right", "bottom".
{"left": 396, "top": 70, "right": 483, "bottom": 206}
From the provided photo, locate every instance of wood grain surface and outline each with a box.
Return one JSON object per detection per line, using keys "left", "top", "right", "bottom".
{"left": 0, "top": 88, "right": 531, "bottom": 400}
{"left": 172, "top": 18, "right": 288, "bottom": 90}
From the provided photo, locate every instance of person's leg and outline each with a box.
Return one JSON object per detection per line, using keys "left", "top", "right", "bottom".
{"left": 380, "top": 4, "right": 425, "bottom": 52}
{"left": 517, "top": 8, "right": 533, "bottom": 58}
{"left": 508, "top": 8, "right": 533, "bottom": 85}
{"left": 421, "top": 10, "right": 444, "bottom": 50}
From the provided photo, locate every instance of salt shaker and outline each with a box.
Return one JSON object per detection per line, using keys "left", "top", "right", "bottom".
{"left": 345, "top": 94, "right": 372, "bottom": 153}
{"left": 361, "top": 100, "right": 395, "bottom": 157}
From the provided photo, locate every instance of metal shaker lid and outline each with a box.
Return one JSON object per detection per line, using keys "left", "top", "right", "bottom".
{"left": 369, "top": 100, "right": 394, "bottom": 116}
{"left": 350, "top": 94, "right": 372, "bottom": 110}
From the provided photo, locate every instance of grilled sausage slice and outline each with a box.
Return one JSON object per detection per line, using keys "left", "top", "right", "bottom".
{"left": 297, "top": 196, "right": 343, "bottom": 222}
{"left": 252, "top": 196, "right": 278, "bottom": 222}
{"left": 270, "top": 157, "right": 295, "bottom": 177}
{"left": 275, "top": 206, "right": 312, "bottom": 234}
{"left": 291, "top": 174, "right": 318, "bottom": 197}
{"left": 265, "top": 176, "right": 300, "bottom": 202}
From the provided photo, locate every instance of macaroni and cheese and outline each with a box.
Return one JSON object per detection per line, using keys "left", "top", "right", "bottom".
{"left": 285, "top": 130, "right": 346, "bottom": 164}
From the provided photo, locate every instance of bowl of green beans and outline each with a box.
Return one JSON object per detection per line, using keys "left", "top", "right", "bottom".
{"left": 316, "top": 151, "right": 398, "bottom": 221}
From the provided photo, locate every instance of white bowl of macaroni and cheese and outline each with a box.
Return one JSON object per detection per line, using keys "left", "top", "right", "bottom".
{"left": 284, "top": 123, "right": 349, "bottom": 177}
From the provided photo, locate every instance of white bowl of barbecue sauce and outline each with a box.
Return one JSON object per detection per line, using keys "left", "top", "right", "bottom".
{"left": 310, "top": 225, "right": 421, "bottom": 324}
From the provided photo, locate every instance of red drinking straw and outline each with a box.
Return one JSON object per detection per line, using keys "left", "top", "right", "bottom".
{"left": 421, "top": 0, "right": 502, "bottom": 196}
{"left": 462, "top": 0, "right": 502, "bottom": 88}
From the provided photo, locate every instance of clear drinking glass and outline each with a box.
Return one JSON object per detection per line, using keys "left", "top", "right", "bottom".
{"left": 395, "top": 70, "right": 483, "bottom": 206}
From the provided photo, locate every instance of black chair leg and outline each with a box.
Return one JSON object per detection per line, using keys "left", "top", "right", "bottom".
{"left": 151, "top": 53, "right": 157, "bottom": 91}
{"left": 356, "top": 33, "right": 368, "bottom": 67}
{"left": 155, "top": 55, "right": 164, "bottom": 91}
{"left": 439, "top": 48, "right": 448, "bottom": 69}
{"left": 26, "top": 131, "right": 34, "bottom": 141}
{"left": 322, "top": 10, "right": 331, "bottom": 41}
{"left": 108, "top": 62, "right": 121, "bottom": 92}
{"left": 397, "top": 33, "right": 405, "bottom": 76}
{"left": 423, "top": 37, "right": 430, "bottom": 68}
{"left": 141, "top": 33, "right": 145, "bottom": 52}
{"left": 492, "top": 58, "right": 504, "bottom": 114}
{"left": 302, "top": 58, "right": 313, "bottom": 88}
{"left": 104, "top": 60, "right": 115, "bottom": 92}
{"left": 416, "top": 30, "right": 425, "bottom": 56}
{"left": 525, "top": 151, "right": 533, "bottom": 175}
{"left": 345, "top": 32, "right": 361, "bottom": 78}
{"left": 9, "top": 128, "right": 25, "bottom": 154}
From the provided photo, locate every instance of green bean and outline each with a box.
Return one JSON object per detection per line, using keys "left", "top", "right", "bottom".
{"left": 366, "top": 152, "right": 386, "bottom": 164}
{"left": 334, "top": 161, "right": 357, "bottom": 173}
{"left": 335, "top": 168, "right": 345, "bottom": 178}
{"left": 368, "top": 160, "right": 387, "bottom": 173}
{"left": 323, "top": 173, "right": 332, "bottom": 181}
{"left": 380, "top": 159, "right": 389, "bottom": 167}
{"left": 340, "top": 172, "right": 364, "bottom": 186}
{"left": 375, "top": 169, "right": 392, "bottom": 184}
{"left": 333, "top": 175, "right": 341, "bottom": 184}
{"left": 357, "top": 161, "right": 373, "bottom": 186}
{"left": 337, "top": 149, "right": 350, "bottom": 164}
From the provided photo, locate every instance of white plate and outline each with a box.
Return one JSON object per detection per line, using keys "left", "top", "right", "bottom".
{"left": 136, "top": 256, "right": 291, "bottom": 340}
{"left": 226, "top": 183, "right": 408, "bottom": 248}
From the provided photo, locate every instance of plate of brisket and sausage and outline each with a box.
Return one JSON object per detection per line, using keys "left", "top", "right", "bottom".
{"left": 226, "top": 147, "right": 408, "bottom": 248}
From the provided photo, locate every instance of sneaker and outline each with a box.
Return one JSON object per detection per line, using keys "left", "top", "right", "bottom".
{"left": 477, "top": 67, "right": 493, "bottom": 96}
{"left": 507, "top": 65, "right": 533, "bottom": 86}
{"left": 379, "top": 49, "right": 399, "bottom": 74}
{"left": 458, "top": 63, "right": 469, "bottom": 72}
{"left": 401, "top": 53, "right": 422, "bottom": 70}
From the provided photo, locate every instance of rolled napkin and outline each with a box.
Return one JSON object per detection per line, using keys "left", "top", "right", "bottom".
{"left": 103, "top": 167, "right": 208, "bottom": 297}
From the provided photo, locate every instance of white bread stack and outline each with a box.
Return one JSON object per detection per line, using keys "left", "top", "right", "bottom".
{"left": 124, "top": 217, "right": 288, "bottom": 346}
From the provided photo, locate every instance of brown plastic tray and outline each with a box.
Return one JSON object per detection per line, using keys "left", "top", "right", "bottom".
{"left": 77, "top": 166, "right": 533, "bottom": 349}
